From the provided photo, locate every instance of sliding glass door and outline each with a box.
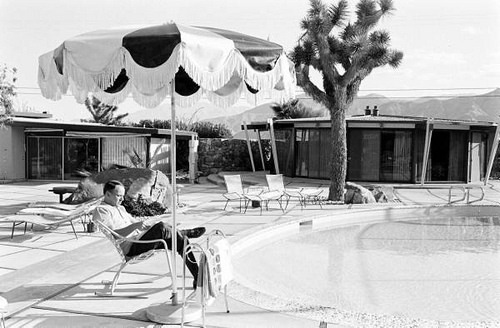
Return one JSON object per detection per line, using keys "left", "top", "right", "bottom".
{"left": 27, "top": 136, "right": 99, "bottom": 180}
{"left": 348, "top": 129, "right": 413, "bottom": 182}
{"left": 27, "top": 137, "right": 62, "bottom": 180}
{"left": 380, "top": 131, "right": 412, "bottom": 182}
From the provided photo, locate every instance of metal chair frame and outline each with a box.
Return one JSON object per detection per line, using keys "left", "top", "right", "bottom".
{"left": 3, "top": 198, "right": 102, "bottom": 239}
{"left": 94, "top": 220, "right": 173, "bottom": 297}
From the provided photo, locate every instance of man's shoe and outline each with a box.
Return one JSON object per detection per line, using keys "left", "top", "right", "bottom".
{"left": 181, "top": 227, "right": 206, "bottom": 239}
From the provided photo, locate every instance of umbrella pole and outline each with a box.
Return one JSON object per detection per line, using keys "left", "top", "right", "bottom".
{"left": 146, "top": 79, "right": 202, "bottom": 324}
{"left": 170, "top": 78, "right": 178, "bottom": 305}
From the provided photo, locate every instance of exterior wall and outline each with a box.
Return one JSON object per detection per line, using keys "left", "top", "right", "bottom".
{"left": 273, "top": 123, "right": 495, "bottom": 183}
{"left": 0, "top": 125, "right": 25, "bottom": 180}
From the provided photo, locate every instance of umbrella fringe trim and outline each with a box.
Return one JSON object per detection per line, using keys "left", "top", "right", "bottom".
{"left": 93, "top": 82, "right": 133, "bottom": 106}
{"left": 131, "top": 84, "right": 172, "bottom": 109}
{"left": 179, "top": 48, "right": 245, "bottom": 92}
{"left": 37, "top": 57, "right": 68, "bottom": 101}
{"left": 205, "top": 84, "right": 246, "bottom": 109}
{"left": 175, "top": 89, "right": 205, "bottom": 108}
{"left": 64, "top": 50, "right": 125, "bottom": 93}
{"left": 242, "top": 53, "right": 292, "bottom": 92}
{"left": 37, "top": 42, "right": 296, "bottom": 108}
{"left": 124, "top": 46, "right": 179, "bottom": 91}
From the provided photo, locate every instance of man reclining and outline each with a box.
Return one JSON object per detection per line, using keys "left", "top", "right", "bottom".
{"left": 93, "top": 180, "right": 205, "bottom": 288}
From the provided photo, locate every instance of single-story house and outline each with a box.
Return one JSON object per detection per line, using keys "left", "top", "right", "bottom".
{"left": 242, "top": 111, "right": 499, "bottom": 184}
{"left": 0, "top": 112, "right": 198, "bottom": 182}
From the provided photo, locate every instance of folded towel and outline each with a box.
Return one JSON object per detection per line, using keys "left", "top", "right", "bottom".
{"left": 197, "top": 237, "right": 233, "bottom": 305}
{"left": 213, "top": 239, "right": 233, "bottom": 288}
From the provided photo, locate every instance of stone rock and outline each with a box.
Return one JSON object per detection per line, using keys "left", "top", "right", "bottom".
{"left": 344, "top": 182, "right": 376, "bottom": 204}
{"left": 64, "top": 168, "right": 173, "bottom": 208}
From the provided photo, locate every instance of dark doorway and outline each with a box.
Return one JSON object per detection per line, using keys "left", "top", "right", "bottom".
{"left": 430, "top": 131, "right": 450, "bottom": 181}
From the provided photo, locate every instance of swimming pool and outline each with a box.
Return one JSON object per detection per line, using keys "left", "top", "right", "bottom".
{"left": 231, "top": 206, "right": 500, "bottom": 327}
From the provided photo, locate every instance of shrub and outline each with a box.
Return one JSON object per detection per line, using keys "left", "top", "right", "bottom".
{"left": 132, "top": 119, "right": 232, "bottom": 138}
{"left": 121, "top": 195, "right": 167, "bottom": 217}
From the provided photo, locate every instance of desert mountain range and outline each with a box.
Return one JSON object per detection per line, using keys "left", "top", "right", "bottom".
{"left": 125, "top": 88, "right": 500, "bottom": 135}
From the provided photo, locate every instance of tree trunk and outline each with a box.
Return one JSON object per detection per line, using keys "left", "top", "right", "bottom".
{"left": 328, "top": 91, "right": 348, "bottom": 202}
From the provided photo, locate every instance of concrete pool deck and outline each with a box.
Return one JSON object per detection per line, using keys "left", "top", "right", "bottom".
{"left": 1, "top": 173, "right": 499, "bottom": 327}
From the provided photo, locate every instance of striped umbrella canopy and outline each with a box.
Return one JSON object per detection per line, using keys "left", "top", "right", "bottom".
{"left": 38, "top": 22, "right": 296, "bottom": 108}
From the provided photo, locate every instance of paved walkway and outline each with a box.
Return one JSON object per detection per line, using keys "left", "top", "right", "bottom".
{"left": 0, "top": 173, "right": 499, "bottom": 327}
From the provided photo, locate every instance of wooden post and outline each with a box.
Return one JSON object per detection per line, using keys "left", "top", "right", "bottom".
{"left": 242, "top": 121, "right": 256, "bottom": 172}
{"left": 256, "top": 130, "right": 266, "bottom": 171}
{"left": 267, "top": 118, "right": 280, "bottom": 174}
{"left": 420, "top": 119, "right": 433, "bottom": 185}
{"left": 484, "top": 125, "right": 500, "bottom": 185}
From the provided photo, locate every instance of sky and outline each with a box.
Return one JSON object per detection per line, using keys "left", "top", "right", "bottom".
{"left": 1, "top": 0, "right": 499, "bottom": 121}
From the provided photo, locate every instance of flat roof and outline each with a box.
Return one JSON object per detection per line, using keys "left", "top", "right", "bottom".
{"left": 243, "top": 115, "right": 497, "bottom": 130}
{"left": 9, "top": 117, "right": 197, "bottom": 139}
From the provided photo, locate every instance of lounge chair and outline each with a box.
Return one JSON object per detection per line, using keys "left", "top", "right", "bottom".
{"left": 93, "top": 219, "right": 173, "bottom": 296}
{"left": 222, "top": 175, "right": 249, "bottom": 212}
{"left": 266, "top": 174, "right": 324, "bottom": 209}
{"left": 1, "top": 197, "right": 102, "bottom": 239}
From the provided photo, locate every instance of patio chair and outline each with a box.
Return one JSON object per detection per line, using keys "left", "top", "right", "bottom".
{"left": 222, "top": 175, "right": 282, "bottom": 215}
{"left": 222, "top": 175, "right": 248, "bottom": 212}
{"left": 94, "top": 219, "right": 173, "bottom": 297}
{"left": 1, "top": 197, "right": 102, "bottom": 239}
{"left": 266, "top": 174, "right": 323, "bottom": 210}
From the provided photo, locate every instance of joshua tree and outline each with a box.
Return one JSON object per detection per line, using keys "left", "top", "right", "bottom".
{"left": 83, "top": 95, "right": 128, "bottom": 125}
{"left": 291, "top": 0, "right": 403, "bottom": 201}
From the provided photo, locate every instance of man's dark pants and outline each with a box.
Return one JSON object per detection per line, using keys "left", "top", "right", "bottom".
{"left": 127, "top": 222, "right": 199, "bottom": 281}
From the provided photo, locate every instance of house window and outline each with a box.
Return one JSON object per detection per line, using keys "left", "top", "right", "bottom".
{"left": 348, "top": 129, "right": 381, "bottom": 181}
{"left": 295, "top": 129, "right": 309, "bottom": 176}
{"left": 380, "top": 130, "right": 412, "bottom": 182}
{"left": 348, "top": 129, "right": 413, "bottom": 182}
{"left": 101, "top": 137, "right": 147, "bottom": 170}
{"left": 27, "top": 137, "right": 62, "bottom": 180}
{"left": 294, "top": 128, "right": 331, "bottom": 179}
{"left": 64, "top": 138, "right": 99, "bottom": 180}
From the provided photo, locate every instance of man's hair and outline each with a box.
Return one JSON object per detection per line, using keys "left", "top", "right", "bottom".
{"left": 103, "top": 180, "right": 124, "bottom": 194}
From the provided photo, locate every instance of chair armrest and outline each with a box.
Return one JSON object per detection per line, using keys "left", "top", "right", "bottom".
{"left": 96, "top": 221, "right": 171, "bottom": 249}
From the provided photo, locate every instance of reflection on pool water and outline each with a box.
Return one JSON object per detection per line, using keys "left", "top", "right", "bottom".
{"left": 234, "top": 216, "right": 500, "bottom": 325}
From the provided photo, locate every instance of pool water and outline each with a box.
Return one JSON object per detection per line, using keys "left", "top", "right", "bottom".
{"left": 234, "top": 216, "right": 500, "bottom": 323}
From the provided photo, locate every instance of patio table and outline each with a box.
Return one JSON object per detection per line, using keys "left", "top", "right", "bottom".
{"left": 49, "top": 186, "right": 77, "bottom": 203}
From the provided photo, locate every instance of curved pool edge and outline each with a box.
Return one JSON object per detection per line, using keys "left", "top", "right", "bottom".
{"left": 228, "top": 204, "right": 500, "bottom": 328}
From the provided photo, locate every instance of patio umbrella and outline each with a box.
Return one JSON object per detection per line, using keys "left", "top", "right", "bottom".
{"left": 37, "top": 21, "right": 296, "bottom": 323}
